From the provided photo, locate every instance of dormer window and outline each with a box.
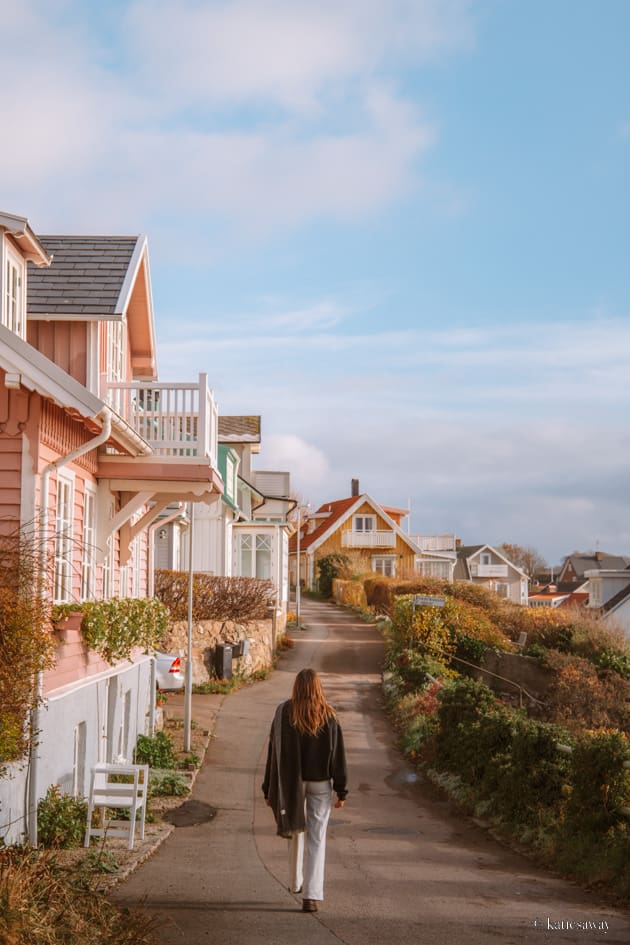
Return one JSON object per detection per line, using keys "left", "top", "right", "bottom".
{"left": 3, "top": 243, "right": 25, "bottom": 337}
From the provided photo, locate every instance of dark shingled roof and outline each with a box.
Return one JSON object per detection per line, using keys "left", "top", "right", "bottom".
{"left": 27, "top": 235, "right": 140, "bottom": 317}
{"left": 561, "top": 552, "right": 630, "bottom": 580}
{"left": 218, "top": 416, "right": 261, "bottom": 441}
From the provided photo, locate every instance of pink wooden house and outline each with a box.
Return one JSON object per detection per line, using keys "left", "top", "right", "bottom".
{"left": 0, "top": 211, "right": 223, "bottom": 843}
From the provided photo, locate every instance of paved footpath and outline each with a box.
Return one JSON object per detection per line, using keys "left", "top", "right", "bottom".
{"left": 116, "top": 599, "right": 630, "bottom": 945}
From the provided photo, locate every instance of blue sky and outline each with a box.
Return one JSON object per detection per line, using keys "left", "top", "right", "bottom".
{"left": 2, "top": 0, "right": 629, "bottom": 564}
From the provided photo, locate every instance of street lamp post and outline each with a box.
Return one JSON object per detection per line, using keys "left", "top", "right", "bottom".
{"left": 184, "top": 502, "right": 194, "bottom": 753}
{"left": 295, "top": 504, "right": 310, "bottom": 628}
{"left": 296, "top": 507, "right": 302, "bottom": 628}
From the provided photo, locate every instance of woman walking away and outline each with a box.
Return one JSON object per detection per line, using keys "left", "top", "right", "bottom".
{"left": 262, "top": 668, "right": 348, "bottom": 913}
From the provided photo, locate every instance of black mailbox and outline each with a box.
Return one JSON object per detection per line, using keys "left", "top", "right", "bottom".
{"left": 214, "top": 643, "right": 233, "bottom": 679}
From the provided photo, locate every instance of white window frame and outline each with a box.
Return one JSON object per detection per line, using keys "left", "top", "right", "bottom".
{"left": 80, "top": 486, "right": 97, "bottom": 601}
{"left": 239, "top": 532, "right": 273, "bottom": 579}
{"left": 3, "top": 243, "right": 25, "bottom": 337}
{"left": 353, "top": 514, "right": 376, "bottom": 533}
{"left": 480, "top": 552, "right": 492, "bottom": 566}
{"left": 494, "top": 582, "right": 510, "bottom": 599}
{"left": 372, "top": 555, "right": 397, "bottom": 577}
{"left": 53, "top": 473, "right": 75, "bottom": 604}
{"left": 107, "top": 320, "right": 126, "bottom": 383}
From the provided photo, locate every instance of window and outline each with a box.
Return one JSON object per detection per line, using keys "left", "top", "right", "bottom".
{"left": 494, "top": 583, "right": 510, "bottom": 599}
{"left": 3, "top": 245, "right": 24, "bottom": 336}
{"left": 53, "top": 475, "right": 74, "bottom": 603}
{"left": 416, "top": 560, "right": 452, "bottom": 580}
{"left": 107, "top": 320, "right": 126, "bottom": 383}
{"left": 480, "top": 552, "right": 491, "bottom": 566}
{"left": 353, "top": 515, "right": 375, "bottom": 533}
{"left": 81, "top": 488, "right": 96, "bottom": 601}
{"left": 239, "top": 533, "right": 272, "bottom": 579}
{"left": 372, "top": 556, "right": 396, "bottom": 577}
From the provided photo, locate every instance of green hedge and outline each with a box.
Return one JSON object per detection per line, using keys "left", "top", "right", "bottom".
{"left": 390, "top": 674, "right": 630, "bottom": 896}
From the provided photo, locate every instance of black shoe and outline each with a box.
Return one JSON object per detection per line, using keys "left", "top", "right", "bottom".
{"left": 302, "top": 899, "right": 318, "bottom": 913}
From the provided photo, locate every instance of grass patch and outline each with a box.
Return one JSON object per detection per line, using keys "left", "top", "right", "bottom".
{"left": 0, "top": 847, "right": 158, "bottom": 944}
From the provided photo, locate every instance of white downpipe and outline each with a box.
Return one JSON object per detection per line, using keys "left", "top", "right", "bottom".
{"left": 27, "top": 408, "right": 112, "bottom": 847}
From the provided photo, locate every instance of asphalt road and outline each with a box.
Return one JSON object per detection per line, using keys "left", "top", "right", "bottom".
{"left": 116, "top": 598, "right": 630, "bottom": 944}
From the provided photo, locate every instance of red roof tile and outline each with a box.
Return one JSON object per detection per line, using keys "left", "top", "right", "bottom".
{"left": 289, "top": 496, "right": 358, "bottom": 553}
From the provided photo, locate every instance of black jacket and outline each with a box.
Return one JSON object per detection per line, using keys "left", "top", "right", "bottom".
{"left": 262, "top": 700, "right": 348, "bottom": 837}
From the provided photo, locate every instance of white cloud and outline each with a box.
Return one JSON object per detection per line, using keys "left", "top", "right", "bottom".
{"left": 125, "top": 0, "right": 474, "bottom": 112}
{"left": 257, "top": 434, "right": 330, "bottom": 492}
{"left": 0, "top": 0, "right": 461, "bottom": 237}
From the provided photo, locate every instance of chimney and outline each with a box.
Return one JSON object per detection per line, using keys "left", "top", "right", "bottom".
{"left": 595, "top": 550, "right": 603, "bottom": 562}
{"left": 455, "top": 538, "right": 462, "bottom": 549}
{"left": 351, "top": 478, "right": 360, "bottom": 497}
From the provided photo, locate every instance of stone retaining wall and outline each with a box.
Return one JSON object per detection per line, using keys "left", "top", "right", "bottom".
{"left": 164, "top": 617, "right": 278, "bottom": 683}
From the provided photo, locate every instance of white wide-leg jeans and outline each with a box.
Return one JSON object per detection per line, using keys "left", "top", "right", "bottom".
{"left": 288, "top": 779, "right": 333, "bottom": 901}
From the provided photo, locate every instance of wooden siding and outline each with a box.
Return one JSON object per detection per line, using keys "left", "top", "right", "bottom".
{"left": 304, "top": 501, "right": 417, "bottom": 582}
{"left": 27, "top": 321, "right": 88, "bottom": 386}
{"left": 0, "top": 374, "right": 35, "bottom": 533}
{"left": 0, "top": 435, "right": 22, "bottom": 531}
{"left": 41, "top": 402, "right": 98, "bottom": 474}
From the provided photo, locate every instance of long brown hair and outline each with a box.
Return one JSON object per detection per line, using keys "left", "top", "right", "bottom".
{"left": 289, "top": 668, "right": 336, "bottom": 736}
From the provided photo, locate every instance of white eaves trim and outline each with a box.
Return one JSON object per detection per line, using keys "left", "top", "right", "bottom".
{"left": 115, "top": 235, "right": 146, "bottom": 316}
{"left": 302, "top": 494, "right": 422, "bottom": 557}
{"left": 0, "top": 212, "right": 51, "bottom": 267}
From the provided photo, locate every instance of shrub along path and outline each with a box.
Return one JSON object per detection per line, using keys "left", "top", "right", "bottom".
{"left": 115, "top": 599, "right": 630, "bottom": 945}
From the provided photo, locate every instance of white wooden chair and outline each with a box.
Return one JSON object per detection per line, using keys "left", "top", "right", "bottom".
{"left": 84, "top": 763, "right": 149, "bottom": 850}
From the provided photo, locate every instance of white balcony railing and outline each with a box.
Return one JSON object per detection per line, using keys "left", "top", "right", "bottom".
{"left": 414, "top": 534, "right": 457, "bottom": 553}
{"left": 342, "top": 530, "right": 396, "bottom": 548}
{"left": 471, "top": 564, "right": 508, "bottom": 578}
{"left": 106, "top": 372, "right": 218, "bottom": 468}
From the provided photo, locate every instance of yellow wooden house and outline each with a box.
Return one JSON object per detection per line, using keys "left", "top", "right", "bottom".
{"left": 289, "top": 490, "right": 421, "bottom": 590}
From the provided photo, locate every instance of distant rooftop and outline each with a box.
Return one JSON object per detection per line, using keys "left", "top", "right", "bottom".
{"left": 218, "top": 415, "right": 261, "bottom": 442}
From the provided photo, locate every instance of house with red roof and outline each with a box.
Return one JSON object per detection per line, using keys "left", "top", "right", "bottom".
{"left": 289, "top": 482, "right": 421, "bottom": 590}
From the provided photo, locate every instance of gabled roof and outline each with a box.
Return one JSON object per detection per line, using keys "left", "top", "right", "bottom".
{"left": 289, "top": 494, "right": 420, "bottom": 555}
{"left": 28, "top": 236, "right": 139, "bottom": 317}
{"left": 27, "top": 234, "right": 158, "bottom": 379}
{"left": 560, "top": 552, "right": 630, "bottom": 579}
{"left": 218, "top": 415, "right": 261, "bottom": 443}
{"left": 601, "top": 581, "right": 630, "bottom": 616}
{"left": 0, "top": 212, "right": 51, "bottom": 266}
{"left": 454, "top": 544, "right": 528, "bottom": 581}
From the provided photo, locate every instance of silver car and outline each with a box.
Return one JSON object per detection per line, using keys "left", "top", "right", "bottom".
{"left": 155, "top": 652, "right": 185, "bottom": 690}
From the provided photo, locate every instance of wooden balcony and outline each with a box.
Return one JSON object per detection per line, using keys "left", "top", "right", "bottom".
{"left": 342, "top": 530, "right": 396, "bottom": 548}
{"left": 105, "top": 373, "right": 218, "bottom": 468}
{"left": 471, "top": 564, "right": 508, "bottom": 578}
